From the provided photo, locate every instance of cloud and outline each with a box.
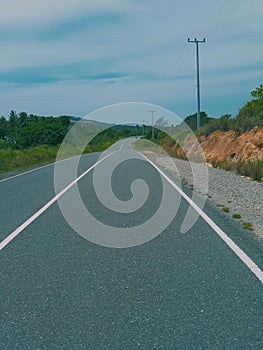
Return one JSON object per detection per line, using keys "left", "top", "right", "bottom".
{"left": 0, "top": 0, "right": 262, "bottom": 120}
{"left": 0, "top": 0, "right": 135, "bottom": 27}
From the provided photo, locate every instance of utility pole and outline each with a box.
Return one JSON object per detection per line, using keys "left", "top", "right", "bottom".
{"left": 149, "top": 110, "right": 156, "bottom": 139}
{"left": 142, "top": 120, "right": 146, "bottom": 138}
{"left": 188, "top": 38, "right": 205, "bottom": 129}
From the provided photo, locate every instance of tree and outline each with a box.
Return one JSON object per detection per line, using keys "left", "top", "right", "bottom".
{"left": 18, "top": 112, "right": 29, "bottom": 128}
{"left": 236, "top": 83, "right": 263, "bottom": 132}
{"left": 217, "top": 114, "right": 233, "bottom": 131}
{"left": 0, "top": 116, "right": 7, "bottom": 140}
{"left": 8, "top": 110, "right": 19, "bottom": 143}
{"left": 251, "top": 84, "right": 263, "bottom": 100}
{"left": 184, "top": 111, "right": 212, "bottom": 130}
{"left": 17, "top": 115, "right": 70, "bottom": 148}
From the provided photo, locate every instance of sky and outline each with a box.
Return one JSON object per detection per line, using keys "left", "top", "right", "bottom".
{"left": 0, "top": 0, "right": 262, "bottom": 125}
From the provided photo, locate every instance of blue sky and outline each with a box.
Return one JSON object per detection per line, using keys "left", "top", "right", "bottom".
{"left": 0, "top": 0, "right": 262, "bottom": 124}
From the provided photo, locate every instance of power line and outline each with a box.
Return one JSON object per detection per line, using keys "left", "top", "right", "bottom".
{"left": 157, "top": 0, "right": 244, "bottom": 117}
{"left": 188, "top": 0, "right": 223, "bottom": 38}
{"left": 205, "top": 0, "right": 243, "bottom": 37}
{"left": 197, "top": 0, "right": 229, "bottom": 36}
{"left": 158, "top": 44, "right": 194, "bottom": 106}
{"left": 158, "top": 0, "right": 226, "bottom": 108}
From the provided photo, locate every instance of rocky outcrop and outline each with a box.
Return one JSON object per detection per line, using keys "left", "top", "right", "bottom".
{"left": 200, "top": 127, "right": 263, "bottom": 164}
{"left": 168, "top": 127, "right": 263, "bottom": 164}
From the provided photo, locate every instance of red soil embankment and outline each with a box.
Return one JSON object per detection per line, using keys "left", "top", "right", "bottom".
{"left": 199, "top": 127, "right": 263, "bottom": 164}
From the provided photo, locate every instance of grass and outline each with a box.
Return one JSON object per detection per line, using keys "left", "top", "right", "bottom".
{"left": 132, "top": 138, "right": 160, "bottom": 153}
{"left": 211, "top": 158, "right": 263, "bottom": 182}
{"left": 0, "top": 136, "right": 130, "bottom": 174}
{"left": 0, "top": 139, "right": 118, "bottom": 175}
{"left": 236, "top": 160, "right": 263, "bottom": 181}
{"left": 212, "top": 159, "right": 263, "bottom": 181}
{"left": 0, "top": 145, "right": 60, "bottom": 174}
{"left": 83, "top": 140, "right": 116, "bottom": 154}
{"left": 0, "top": 133, "right": 124, "bottom": 174}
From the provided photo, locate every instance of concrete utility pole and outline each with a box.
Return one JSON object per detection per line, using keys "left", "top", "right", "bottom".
{"left": 142, "top": 120, "right": 147, "bottom": 138}
{"left": 149, "top": 110, "right": 156, "bottom": 139}
{"left": 188, "top": 38, "right": 205, "bottom": 129}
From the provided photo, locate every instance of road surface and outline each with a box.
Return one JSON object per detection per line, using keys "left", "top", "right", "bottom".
{"left": 1, "top": 139, "right": 262, "bottom": 349}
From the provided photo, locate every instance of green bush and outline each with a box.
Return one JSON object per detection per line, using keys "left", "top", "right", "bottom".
{"left": 221, "top": 207, "right": 230, "bottom": 213}
{"left": 232, "top": 214, "right": 241, "bottom": 219}
{"left": 243, "top": 222, "right": 254, "bottom": 231}
{"left": 0, "top": 145, "right": 59, "bottom": 174}
{"left": 196, "top": 84, "right": 263, "bottom": 137}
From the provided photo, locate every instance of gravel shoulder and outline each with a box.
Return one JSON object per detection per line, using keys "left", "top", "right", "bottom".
{"left": 142, "top": 151, "right": 263, "bottom": 241}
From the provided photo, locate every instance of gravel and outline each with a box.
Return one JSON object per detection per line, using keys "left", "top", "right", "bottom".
{"left": 143, "top": 151, "right": 263, "bottom": 240}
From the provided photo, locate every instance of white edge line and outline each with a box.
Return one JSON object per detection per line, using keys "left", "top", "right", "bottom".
{"left": 0, "top": 152, "right": 113, "bottom": 251}
{"left": 0, "top": 155, "right": 81, "bottom": 184}
{"left": 2, "top": 143, "right": 262, "bottom": 285}
{"left": 139, "top": 152, "right": 263, "bottom": 285}
{"left": 0, "top": 140, "right": 126, "bottom": 183}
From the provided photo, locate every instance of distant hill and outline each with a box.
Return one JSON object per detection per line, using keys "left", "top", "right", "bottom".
{"left": 68, "top": 116, "right": 82, "bottom": 123}
{"left": 68, "top": 116, "right": 113, "bottom": 128}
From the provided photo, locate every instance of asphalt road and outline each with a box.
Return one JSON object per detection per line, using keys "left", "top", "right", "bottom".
{"left": 0, "top": 139, "right": 263, "bottom": 349}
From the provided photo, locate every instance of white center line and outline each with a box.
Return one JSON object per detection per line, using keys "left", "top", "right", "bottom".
{"left": 139, "top": 152, "right": 263, "bottom": 285}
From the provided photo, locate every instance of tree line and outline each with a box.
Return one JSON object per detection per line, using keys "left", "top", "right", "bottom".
{"left": 0, "top": 111, "right": 70, "bottom": 149}
{"left": 0, "top": 110, "right": 144, "bottom": 152}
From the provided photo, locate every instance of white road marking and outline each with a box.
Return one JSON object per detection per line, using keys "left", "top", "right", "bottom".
{"left": 0, "top": 139, "right": 127, "bottom": 184}
{"left": 0, "top": 152, "right": 113, "bottom": 251}
{"left": 0, "top": 141, "right": 126, "bottom": 251}
{"left": 0, "top": 155, "right": 80, "bottom": 183}
{"left": 1, "top": 140, "right": 262, "bottom": 285}
{"left": 119, "top": 141, "right": 125, "bottom": 152}
{"left": 139, "top": 152, "right": 263, "bottom": 285}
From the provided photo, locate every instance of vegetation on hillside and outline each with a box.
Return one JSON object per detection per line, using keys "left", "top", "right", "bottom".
{"left": 197, "top": 84, "right": 263, "bottom": 136}
{"left": 142, "top": 84, "right": 263, "bottom": 181}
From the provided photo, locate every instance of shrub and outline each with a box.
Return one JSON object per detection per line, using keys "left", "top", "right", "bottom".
{"left": 243, "top": 222, "right": 254, "bottom": 231}
{"left": 221, "top": 207, "right": 230, "bottom": 213}
{"left": 248, "top": 160, "right": 263, "bottom": 181}
{"left": 232, "top": 214, "right": 241, "bottom": 219}
{"left": 236, "top": 160, "right": 263, "bottom": 181}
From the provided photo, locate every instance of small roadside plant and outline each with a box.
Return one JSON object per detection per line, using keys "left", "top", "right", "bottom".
{"left": 213, "top": 161, "right": 222, "bottom": 169}
{"left": 243, "top": 222, "right": 254, "bottom": 231}
{"left": 221, "top": 207, "right": 230, "bottom": 213}
{"left": 232, "top": 213, "right": 241, "bottom": 219}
